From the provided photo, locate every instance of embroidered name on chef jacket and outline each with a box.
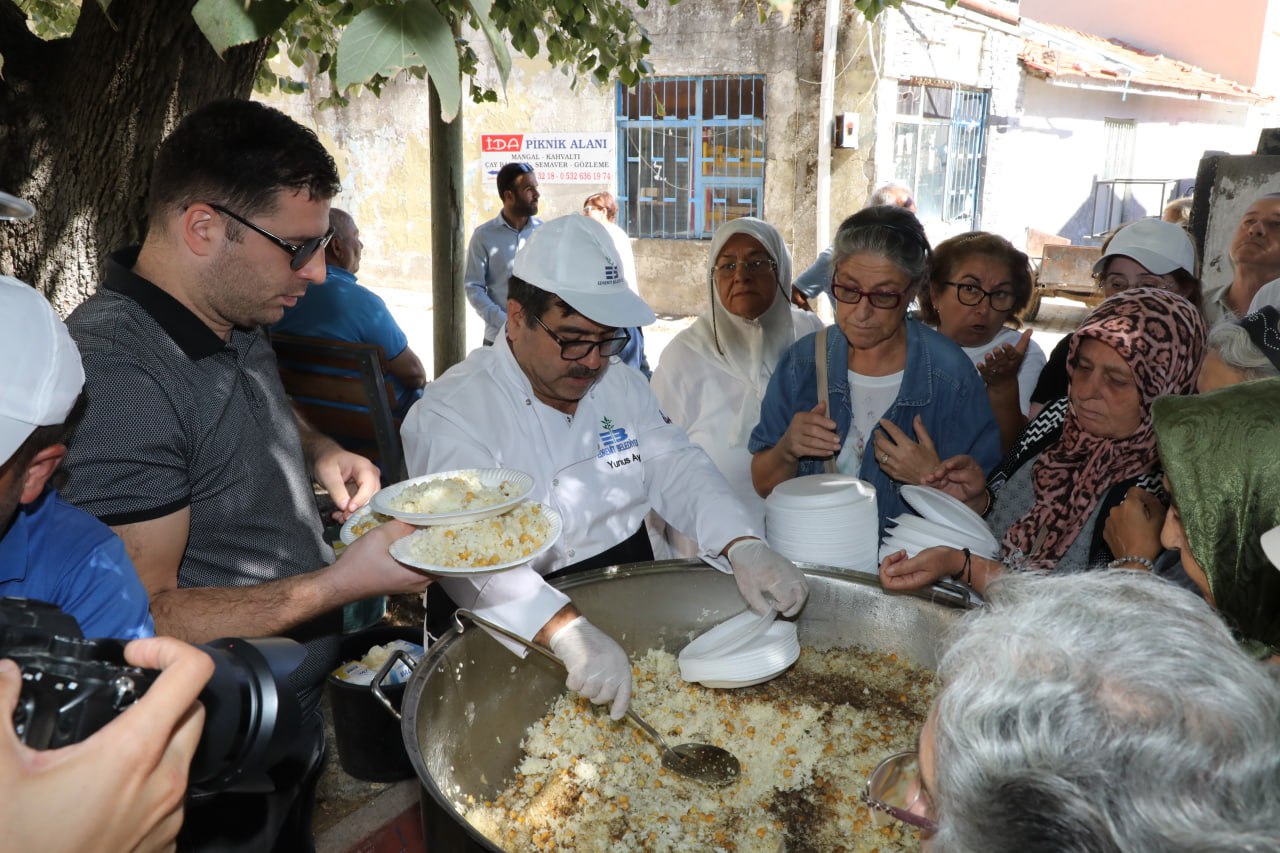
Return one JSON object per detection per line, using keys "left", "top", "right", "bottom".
{"left": 597, "top": 416, "right": 640, "bottom": 468}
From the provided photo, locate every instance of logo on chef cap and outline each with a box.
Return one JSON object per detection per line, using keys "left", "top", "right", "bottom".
{"left": 514, "top": 215, "right": 655, "bottom": 329}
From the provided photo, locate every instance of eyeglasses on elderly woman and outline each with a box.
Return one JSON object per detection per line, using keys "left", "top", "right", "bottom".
{"left": 861, "top": 750, "right": 938, "bottom": 834}
{"left": 713, "top": 258, "right": 777, "bottom": 279}
{"left": 830, "top": 278, "right": 908, "bottom": 309}
{"left": 943, "top": 281, "right": 1017, "bottom": 312}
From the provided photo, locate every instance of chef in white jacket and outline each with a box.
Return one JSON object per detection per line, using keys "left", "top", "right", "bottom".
{"left": 401, "top": 214, "right": 808, "bottom": 721}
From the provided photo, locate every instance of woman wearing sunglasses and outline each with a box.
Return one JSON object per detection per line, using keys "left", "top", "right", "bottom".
{"left": 749, "top": 205, "right": 1001, "bottom": 535}
{"left": 862, "top": 571, "right": 1280, "bottom": 850}
{"left": 909, "top": 233, "right": 1045, "bottom": 456}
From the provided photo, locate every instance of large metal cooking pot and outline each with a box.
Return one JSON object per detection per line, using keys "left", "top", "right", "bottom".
{"left": 398, "top": 560, "right": 972, "bottom": 852}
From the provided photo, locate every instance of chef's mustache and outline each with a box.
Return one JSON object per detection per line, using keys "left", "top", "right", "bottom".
{"left": 566, "top": 365, "right": 598, "bottom": 379}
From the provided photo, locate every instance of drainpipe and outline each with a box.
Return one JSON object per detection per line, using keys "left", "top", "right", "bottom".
{"left": 815, "top": 0, "right": 841, "bottom": 253}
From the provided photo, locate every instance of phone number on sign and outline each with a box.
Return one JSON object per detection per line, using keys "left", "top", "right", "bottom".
{"left": 548, "top": 170, "right": 613, "bottom": 181}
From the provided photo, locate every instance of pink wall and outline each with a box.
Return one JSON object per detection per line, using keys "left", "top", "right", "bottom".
{"left": 1020, "top": 0, "right": 1269, "bottom": 88}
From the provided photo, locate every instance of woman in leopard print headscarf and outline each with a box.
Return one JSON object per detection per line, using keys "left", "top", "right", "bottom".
{"left": 880, "top": 288, "right": 1206, "bottom": 590}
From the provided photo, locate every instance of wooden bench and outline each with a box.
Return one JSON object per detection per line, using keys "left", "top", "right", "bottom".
{"left": 269, "top": 333, "right": 407, "bottom": 486}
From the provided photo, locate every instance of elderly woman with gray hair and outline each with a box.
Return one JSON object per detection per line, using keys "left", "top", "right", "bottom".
{"left": 862, "top": 570, "right": 1280, "bottom": 850}
{"left": 1197, "top": 305, "right": 1280, "bottom": 391}
{"left": 651, "top": 217, "right": 823, "bottom": 539}
{"left": 749, "top": 205, "right": 1001, "bottom": 533}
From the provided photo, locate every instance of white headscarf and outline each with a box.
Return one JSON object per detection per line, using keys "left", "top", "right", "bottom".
{"left": 691, "top": 217, "right": 802, "bottom": 396}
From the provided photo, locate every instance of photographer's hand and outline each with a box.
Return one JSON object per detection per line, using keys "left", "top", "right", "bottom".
{"left": 0, "top": 636, "right": 213, "bottom": 853}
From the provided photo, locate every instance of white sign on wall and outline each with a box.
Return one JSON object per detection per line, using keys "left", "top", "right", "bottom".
{"left": 480, "top": 132, "right": 616, "bottom": 185}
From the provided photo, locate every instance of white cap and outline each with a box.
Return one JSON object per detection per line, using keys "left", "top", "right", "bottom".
{"left": 0, "top": 276, "right": 85, "bottom": 463}
{"left": 1092, "top": 219, "right": 1195, "bottom": 277}
{"left": 513, "top": 215, "right": 655, "bottom": 328}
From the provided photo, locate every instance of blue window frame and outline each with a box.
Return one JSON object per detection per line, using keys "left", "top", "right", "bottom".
{"left": 616, "top": 75, "right": 766, "bottom": 240}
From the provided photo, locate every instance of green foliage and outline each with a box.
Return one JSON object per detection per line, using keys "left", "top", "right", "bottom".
{"left": 335, "top": 0, "right": 460, "bottom": 117}
{"left": 7, "top": 0, "right": 939, "bottom": 116}
{"left": 851, "top": 0, "right": 957, "bottom": 20}
{"left": 13, "top": 0, "right": 80, "bottom": 38}
{"left": 192, "top": 0, "right": 294, "bottom": 55}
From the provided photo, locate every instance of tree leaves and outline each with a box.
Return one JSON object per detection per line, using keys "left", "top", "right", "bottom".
{"left": 192, "top": 0, "right": 296, "bottom": 55}
{"left": 464, "top": 0, "right": 511, "bottom": 88}
{"left": 336, "top": 0, "right": 461, "bottom": 119}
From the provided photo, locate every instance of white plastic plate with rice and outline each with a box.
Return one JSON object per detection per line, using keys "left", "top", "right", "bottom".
{"left": 338, "top": 503, "right": 392, "bottom": 546}
{"left": 370, "top": 468, "right": 534, "bottom": 526}
{"left": 389, "top": 502, "right": 562, "bottom": 575}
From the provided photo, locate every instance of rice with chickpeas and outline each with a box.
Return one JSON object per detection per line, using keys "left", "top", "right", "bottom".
{"left": 390, "top": 474, "right": 522, "bottom": 514}
{"left": 464, "top": 645, "right": 933, "bottom": 852}
{"left": 400, "top": 502, "right": 551, "bottom": 568}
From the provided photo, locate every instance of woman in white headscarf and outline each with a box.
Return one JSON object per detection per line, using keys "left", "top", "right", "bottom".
{"left": 651, "top": 218, "right": 824, "bottom": 551}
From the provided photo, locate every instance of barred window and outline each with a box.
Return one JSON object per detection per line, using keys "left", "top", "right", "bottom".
{"left": 616, "top": 75, "right": 766, "bottom": 239}
{"left": 893, "top": 80, "right": 988, "bottom": 224}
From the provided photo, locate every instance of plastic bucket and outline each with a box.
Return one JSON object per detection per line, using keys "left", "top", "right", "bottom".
{"left": 326, "top": 625, "right": 422, "bottom": 782}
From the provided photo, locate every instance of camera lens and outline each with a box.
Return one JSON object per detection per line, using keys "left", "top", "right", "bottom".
{"left": 189, "top": 637, "right": 307, "bottom": 794}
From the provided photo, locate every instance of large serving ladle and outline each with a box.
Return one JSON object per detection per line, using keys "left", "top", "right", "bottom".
{"left": 454, "top": 608, "right": 741, "bottom": 787}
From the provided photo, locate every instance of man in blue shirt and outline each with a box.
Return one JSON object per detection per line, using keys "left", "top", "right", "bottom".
{"left": 273, "top": 207, "right": 427, "bottom": 415}
{"left": 0, "top": 276, "right": 153, "bottom": 640}
{"left": 465, "top": 162, "right": 543, "bottom": 345}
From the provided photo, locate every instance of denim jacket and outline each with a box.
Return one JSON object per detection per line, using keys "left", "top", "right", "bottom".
{"left": 749, "top": 319, "right": 1001, "bottom": 535}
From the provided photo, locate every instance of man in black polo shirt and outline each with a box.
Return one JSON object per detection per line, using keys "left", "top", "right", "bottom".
{"left": 60, "top": 99, "right": 432, "bottom": 851}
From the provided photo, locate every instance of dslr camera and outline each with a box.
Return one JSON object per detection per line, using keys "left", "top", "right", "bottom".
{"left": 2, "top": 596, "right": 307, "bottom": 795}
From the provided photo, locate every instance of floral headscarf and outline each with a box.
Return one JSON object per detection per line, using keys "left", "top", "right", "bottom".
{"left": 1003, "top": 288, "right": 1206, "bottom": 569}
{"left": 1154, "top": 378, "right": 1280, "bottom": 657}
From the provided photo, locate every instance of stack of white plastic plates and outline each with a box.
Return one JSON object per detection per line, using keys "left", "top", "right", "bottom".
{"left": 678, "top": 610, "right": 800, "bottom": 688}
{"left": 878, "top": 484, "right": 1000, "bottom": 562}
{"left": 765, "top": 474, "right": 878, "bottom": 572}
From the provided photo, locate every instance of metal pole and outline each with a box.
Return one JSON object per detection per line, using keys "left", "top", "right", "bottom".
{"left": 815, "top": 0, "right": 841, "bottom": 251}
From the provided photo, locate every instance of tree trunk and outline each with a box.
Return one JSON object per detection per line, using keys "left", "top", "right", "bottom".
{"left": 429, "top": 69, "right": 466, "bottom": 376}
{"left": 0, "top": 0, "right": 268, "bottom": 313}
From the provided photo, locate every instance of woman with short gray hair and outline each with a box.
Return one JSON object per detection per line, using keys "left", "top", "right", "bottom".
{"left": 862, "top": 571, "right": 1280, "bottom": 850}
{"left": 750, "top": 205, "right": 1001, "bottom": 534}
{"left": 1198, "top": 306, "right": 1280, "bottom": 392}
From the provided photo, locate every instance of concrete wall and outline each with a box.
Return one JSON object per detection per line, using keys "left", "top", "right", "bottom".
{"left": 1001, "top": 79, "right": 1256, "bottom": 244}
{"left": 622, "top": 0, "right": 845, "bottom": 315}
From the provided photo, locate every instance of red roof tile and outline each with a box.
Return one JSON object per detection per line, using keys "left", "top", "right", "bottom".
{"left": 1019, "top": 20, "right": 1271, "bottom": 104}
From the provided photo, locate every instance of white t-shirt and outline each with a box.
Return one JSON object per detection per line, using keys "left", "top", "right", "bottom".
{"left": 959, "top": 326, "right": 1047, "bottom": 415}
{"left": 835, "top": 370, "right": 904, "bottom": 476}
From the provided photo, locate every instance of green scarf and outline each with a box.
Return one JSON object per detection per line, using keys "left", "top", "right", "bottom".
{"left": 1153, "top": 377, "right": 1280, "bottom": 657}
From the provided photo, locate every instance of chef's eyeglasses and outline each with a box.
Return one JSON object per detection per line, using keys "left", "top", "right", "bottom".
{"left": 830, "top": 279, "right": 908, "bottom": 309}
{"left": 861, "top": 750, "right": 938, "bottom": 834}
{"left": 210, "top": 204, "right": 335, "bottom": 271}
{"left": 944, "top": 281, "right": 1017, "bottom": 312}
{"left": 533, "top": 313, "right": 631, "bottom": 360}
{"left": 713, "top": 258, "right": 777, "bottom": 279}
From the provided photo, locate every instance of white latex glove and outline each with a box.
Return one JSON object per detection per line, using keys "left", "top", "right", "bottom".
{"left": 548, "top": 616, "right": 633, "bottom": 720}
{"left": 727, "top": 538, "right": 809, "bottom": 617}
